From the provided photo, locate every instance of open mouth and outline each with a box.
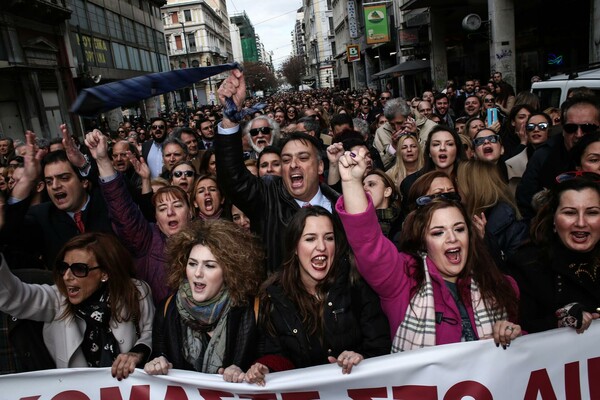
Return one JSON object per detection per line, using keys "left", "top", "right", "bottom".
{"left": 67, "top": 286, "right": 80, "bottom": 297}
{"left": 445, "top": 248, "right": 462, "bottom": 264}
{"left": 311, "top": 255, "right": 328, "bottom": 270}
{"left": 571, "top": 231, "right": 590, "bottom": 243}
{"left": 438, "top": 154, "right": 448, "bottom": 162}
{"left": 54, "top": 192, "right": 67, "bottom": 202}
{"left": 204, "top": 197, "right": 214, "bottom": 211}
{"left": 290, "top": 173, "right": 304, "bottom": 188}
{"left": 179, "top": 182, "right": 189, "bottom": 191}
{"left": 193, "top": 282, "right": 206, "bottom": 292}
{"left": 483, "top": 146, "right": 493, "bottom": 155}
{"left": 168, "top": 220, "right": 179, "bottom": 229}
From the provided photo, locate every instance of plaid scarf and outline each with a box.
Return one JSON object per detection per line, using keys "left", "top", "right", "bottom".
{"left": 176, "top": 283, "right": 230, "bottom": 332}
{"left": 392, "top": 253, "right": 507, "bottom": 352}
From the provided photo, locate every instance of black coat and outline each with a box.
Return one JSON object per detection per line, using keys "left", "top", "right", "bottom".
{"left": 257, "top": 271, "right": 391, "bottom": 370}
{"left": 507, "top": 241, "right": 600, "bottom": 333}
{"left": 151, "top": 295, "right": 257, "bottom": 371}
{"left": 215, "top": 130, "right": 340, "bottom": 275}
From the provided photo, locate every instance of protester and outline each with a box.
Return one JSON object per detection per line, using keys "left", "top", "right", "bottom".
{"left": 0, "top": 233, "right": 153, "bottom": 378}
{"left": 192, "top": 174, "right": 225, "bottom": 220}
{"left": 508, "top": 177, "right": 600, "bottom": 333}
{"left": 336, "top": 147, "right": 521, "bottom": 351}
{"left": 144, "top": 220, "right": 262, "bottom": 382}
{"left": 169, "top": 161, "right": 196, "bottom": 195}
{"left": 385, "top": 133, "right": 423, "bottom": 189}
{"left": 244, "top": 207, "right": 390, "bottom": 385}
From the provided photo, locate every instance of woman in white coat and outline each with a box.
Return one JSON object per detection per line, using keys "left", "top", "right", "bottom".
{"left": 0, "top": 232, "right": 154, "bottom": 379}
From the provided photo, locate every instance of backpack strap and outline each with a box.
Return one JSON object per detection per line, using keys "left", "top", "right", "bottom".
{"left": 163, "top": 294, "right": 174, "bottom": 318}
{"left": 254, "top": 296, "right": 260, "bottom": 323}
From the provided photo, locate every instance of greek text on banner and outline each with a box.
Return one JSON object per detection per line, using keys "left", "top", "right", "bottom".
{"left": 1, "top": 322, "right": 600, "bottom": 399}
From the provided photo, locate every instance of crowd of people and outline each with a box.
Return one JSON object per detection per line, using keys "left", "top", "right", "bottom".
{"left": 0, "top": 68, "right": 599, "bottom": 385}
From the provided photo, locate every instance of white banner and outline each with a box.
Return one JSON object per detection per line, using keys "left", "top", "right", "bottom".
{"left": 2, "top": 323, "right": 600, "bottom": 400}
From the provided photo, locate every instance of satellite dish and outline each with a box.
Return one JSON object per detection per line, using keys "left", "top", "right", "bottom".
{"left": 462, "top": 14, "right": 482, "bottom": 31}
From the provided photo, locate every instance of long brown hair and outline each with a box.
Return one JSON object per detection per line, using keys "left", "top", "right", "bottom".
{"left": 260, "top": 207, "right": 353, "bottom": 336}
{"left": 54, "top": 233, "right": 143, "bottom": 323}
{"left": 400, "top": 200, "right": 519, "bottom": 320}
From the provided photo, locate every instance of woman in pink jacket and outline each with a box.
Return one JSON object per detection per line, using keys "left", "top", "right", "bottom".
{"left": 335, "top": 147, "right": 522, "bottom": 351}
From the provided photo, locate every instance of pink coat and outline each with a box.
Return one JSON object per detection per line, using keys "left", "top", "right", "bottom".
{"left": 336, "top": 197, "right": 518, "bottom": 345}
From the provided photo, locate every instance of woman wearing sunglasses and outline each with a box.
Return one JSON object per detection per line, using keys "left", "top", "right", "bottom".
{"left": 335, "top": 147, "right": 521, "bottom": 351}
{"left": 505, "top": 113, "right": 552, "bottom": 195}
{"left": 144, "top": 220, "right": 262, "bottom": 382}
{"left": 170, "top": 161, "right": 196, "bottom": 194}
{"left": 507, "top": 177, "right": 600, "bottom": 333}
{"left": 0, "top": 233, "right": 154, "bottom": 378}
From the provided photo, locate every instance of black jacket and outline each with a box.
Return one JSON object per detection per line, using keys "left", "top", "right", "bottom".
{"left": 216, "top": 130, "right": 340, "bottom": 275}
{"left": 151, "top": 295, "right": 257, "bottom": 371}
{"left": 257, "top": 271, "right": 391, "bottom": 370}
{"left": 507, "top": 242, "right": 600, "bottom": 333}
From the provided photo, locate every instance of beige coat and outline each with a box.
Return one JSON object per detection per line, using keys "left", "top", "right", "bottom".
{"left": 0, "top": 256, "right": 154, "bottom": 368}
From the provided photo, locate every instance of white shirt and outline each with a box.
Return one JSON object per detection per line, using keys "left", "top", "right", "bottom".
{"left": 147, "top": 141, "right": 163, "bottom": 178}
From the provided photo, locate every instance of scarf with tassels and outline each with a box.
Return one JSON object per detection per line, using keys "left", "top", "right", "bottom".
{"left": 392, "top": 253, "right": 507, "bottom": 352}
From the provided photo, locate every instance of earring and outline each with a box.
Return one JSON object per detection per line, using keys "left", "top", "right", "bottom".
{"left": 101, "top": 278, "right": 108, "bottom": 282}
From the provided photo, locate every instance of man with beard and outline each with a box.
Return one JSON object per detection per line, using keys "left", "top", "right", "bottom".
{"left": 243, "top": 115, "right": 279, "bottom": 160}
{"left": 197, "top": 118, "right": 215, "bottom": 150}
{"left": 215, "top": 69, "right": 338, "bottom": 275}
{"left": 142, "top": 117, "right": 167, "bottom": 178}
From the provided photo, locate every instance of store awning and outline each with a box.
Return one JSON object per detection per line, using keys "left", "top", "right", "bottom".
{"left": 71, "top": 62, "right": 241, "bottom": 117}
{"left": 371, "top": 59, "right": 430, "bottom": 79}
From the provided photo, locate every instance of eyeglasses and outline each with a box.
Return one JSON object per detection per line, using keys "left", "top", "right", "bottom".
{"left": 172, "top": 170, "right": 195, "bottom": 178}
{"left": 56, "top": 261, "right": 102, "bottom": 278}
{"left": 556, "top": 171, "right": 600, "bottom": 184}
{"left": 563, "top": 123, "right": 599, "bottom": 134}
{"left": 152, "top": 125, "right": 165, "bottom": 130}
{"left": 473, "top": 134, "right": 500, "bottom": 147}
{"left": 416, "top": 192, "right": 462, "bottom": 207}
{"left": 525, "top": 122, "right": 549, "bottom": 132}
{"left": 118, "top": 130, "right": 125, "bottom": 133}
{"left": 380, "top": 96, "right": 391, "bottom": 100}
{"left": 484, "top": 98, "right": 495, "bottom": 103}
{"left": 249, "top": 126, "right": 272, "bottom": 136}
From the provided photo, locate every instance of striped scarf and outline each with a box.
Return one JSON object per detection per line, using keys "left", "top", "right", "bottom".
{"left": 392, "top": 253, "right": 507, "bottom": 352}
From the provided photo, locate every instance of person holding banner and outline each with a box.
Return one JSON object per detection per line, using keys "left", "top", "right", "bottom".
{"left": 144, "top": 219, "right": 263, "bottom": 383}
{"left": 508, "top": 176, "right": 600, "bottom": 333}
{"left": 244, "top": 207, "right": 390, "bottom": 385}
{"left": 334, "top": 147, "right": 521, "bottom": 351}
{"left": 0, "top": 233, "right": 154, "bottom": 379}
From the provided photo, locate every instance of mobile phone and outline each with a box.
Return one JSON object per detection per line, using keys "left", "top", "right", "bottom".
{"left": 487, "top": 108, "right": 498, "bottom": 126}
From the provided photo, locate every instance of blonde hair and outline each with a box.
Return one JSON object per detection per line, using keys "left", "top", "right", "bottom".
{"left": 386, "top": 134, "right": 423, "bottom": 188}
{"left": 456, "top": 160, "right": 521, "bottom": 219}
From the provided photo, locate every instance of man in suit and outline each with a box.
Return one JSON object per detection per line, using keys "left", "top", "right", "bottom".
{"left": 141, "top": 117, "right": 167, "bottom": 178}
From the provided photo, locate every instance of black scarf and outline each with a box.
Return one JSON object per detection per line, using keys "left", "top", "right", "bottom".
{"left": 75, "top": 285, "right": 120, "bottom": 367}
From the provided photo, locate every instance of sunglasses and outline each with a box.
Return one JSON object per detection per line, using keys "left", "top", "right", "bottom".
{"left": 249, "top": 126, "right": 272, "bottom": 136}
{"left": 152, "top": 125, "right": 165, "bottom": 130}
{"left": 56, "top": 261, "right": 102, "bottom": 278}
{"left": 172, "top": 170, "right": 195, "bottom": 178}
{"left": 473, "top": 134, "right": 500, "bottom": 147}
{"left": 556, "top": 171, "right": 600, "bottom": 184}
{"left": 525, "top": 122, "right": 549, "bottom": 132}
{"left": 563, "top": 123, "right": 599, "bottom": 134}
{"left": 380, "top": 96, "right": 391, "bottom": 100}
{"left": 416, "top": 192, "right": 462, "bottom": 207}
{"left": 484, "top": 98, "right": 495, "bottom": 103}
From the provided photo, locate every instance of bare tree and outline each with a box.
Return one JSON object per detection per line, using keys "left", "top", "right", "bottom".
{"left": 280, "top": 56, "right": 306, "bottom": 89}
{"left": 243, "top": 61, "right": 278, "bottom": 93}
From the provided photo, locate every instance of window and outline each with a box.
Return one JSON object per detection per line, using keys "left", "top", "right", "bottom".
{"left": 111, "top": 42, "right": 129, "bottom": 69}
{"left": 106, "top": 11, "right": 123, "bottom": 40}
{"left": 175, "top": 35, "right": 183, "bottom": 50}
{"left": 171, "top": 12, "right": 179, "bottom": 24}
{"left": 140, "top": 49, "right": 152, "bottom": 71}
{"left": 327, "top": 0, "right": 332, "bottom": 9}
{"left": 127, "top": 46, "right": 141, "bottom": 70}
{"left": 88, "top": 4, "right": 107, "bottom": 35}
{"left": 184, "top": 10, "right": 192, "bottom": 22}
{"left": 122, "top": 18, "right": 135, "bottom": 42}
{"left": 156, "top": 30, "right": 167, "bottom": 53}
{"left": 135, "top": 22, "right": 147, "bottom": 46}
{"left": 71, "top": 0, "right": 89, "bottom": 30}
{"left": 146, "top": 26, "right": 155, "bottom": 48}
{"left": 187, "top": 33, "right": 196, "bottom": 52}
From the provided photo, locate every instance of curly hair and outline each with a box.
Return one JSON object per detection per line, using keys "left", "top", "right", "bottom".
{"left": 165, "top": 219, "right": 264, "bottom": 306}
{"left": 54, "top": 233, "right": 144, "bottom": 323}
{"left": 400, "top": 200, "right": 519, "bottom": 320}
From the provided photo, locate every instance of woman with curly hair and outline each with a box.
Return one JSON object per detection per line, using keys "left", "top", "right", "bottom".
{"left": 144, "top": 219, "right": 263, "bottom": 382}
{"left": 244, "top": 207, "right": 390, "bottom": 385}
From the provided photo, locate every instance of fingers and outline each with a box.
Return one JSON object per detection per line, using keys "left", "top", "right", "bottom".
{"left": 111, "top": 353, "right": 138, "bottom": 380}
{"left": 143, "top": 356, "right": 171, "bottom": 375}
{"left": 221, "top": 365, "right": 246, "bottom": 383}
{"left": 493, "top": 321, "right": 521, "bottom": 349}
{"left": 245, "top": 363, "right": 268, "bottom": 386}
{"left": 332, "top": 351, "right": 364, "bottom": 374}
{"left": 576, "top": 311, "right": 596, "bottom": 334}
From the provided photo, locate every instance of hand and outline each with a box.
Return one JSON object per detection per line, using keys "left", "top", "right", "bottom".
{"left": 244, "top": 362, "right": 269, "bottom": 386}
{"left": 326, "top": 142, "right": 345, "bottom": 164}
{"left": 217, "top": 69, "right": 246, "bottom": 114}
{"left": 491, "top": 321, "right": 521, "bottom": 349}
{"left": 84, "top": 130, "right": 109, "bottom": 161}
{"left": 129, "top": 154, "right": 150, "bottom": 180}
{"left": 22, "top": 131, "right": 45, "bottom": 183}
{"left": 143, "top": 356, "right": 172, "bottom": 376}
{"left": 328, "top": 351, "right": 364, "bottom": 374}
{"left": 219, "top": 364, "right": 246, "bottom": 383}
{"left": 516, "top": 123, "right": 528, "bottom": 145}
{"left": 338, "top": 147, "right": 369, "bottom": 183}
{"left": 577, "top": 311, "right": 600, "bottom": 334}
{"left": 61, "top": 124, "right": 86, "bottom": 168}
{"left": 485, "top": 120, "right": 501, "bottom": 133}
{"left": 111, "top": 352, "right": 142, "bottom": 380}
{"left": 472, "top": 212, "right": 487, "bottom": 239}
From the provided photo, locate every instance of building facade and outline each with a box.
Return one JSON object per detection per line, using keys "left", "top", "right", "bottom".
{"left": 303, "top": 0, "right": 335, "bottom": 89}
{"left": 230, "top": 12, "right": 258, "bottom": 63}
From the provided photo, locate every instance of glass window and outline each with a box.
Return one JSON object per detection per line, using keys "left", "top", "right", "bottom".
{"left": 122, "top": 18, "right": 135, "bottom": 43}
{"left": 111, "top": 42, "right": 129, "bottom": 69}
{"left": 135, "top": 22, "right": 147, "bottom": 47}
{"left": 71, "top": 0, "right": 89, "bottom": 30}
{"left": 140, "top": 49, "right": 152, "bottom": 71}
{"left": 187, "top": 33, "right": 196, "bottom": 52}
{"left": 106, "top": 10, "right": 123, "bottom": 40}
{"left": 184, "top": 10, "right": 192, "bottom": 22}
{"left": 156, "top": 30, "right": 167, "bottom": 53}
{"left": 88, "top": 3, "right": 107, "bottom": 35}
{"left": 127, "top": 46, "right": 141, "bottom": 70}
{"left": 146, "top": 26, "right": 155, "bottom": 48}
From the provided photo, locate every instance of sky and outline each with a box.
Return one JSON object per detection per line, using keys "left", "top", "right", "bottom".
{"left": 225, "top": 0, "right": 300, "bottom": 69}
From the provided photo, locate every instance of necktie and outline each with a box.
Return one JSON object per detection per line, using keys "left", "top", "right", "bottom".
{"left": 302, "top": 202, "right": 312, "bottom": 208}
{"left": 74, "top": 211, "right": 85, "bottom": 233}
